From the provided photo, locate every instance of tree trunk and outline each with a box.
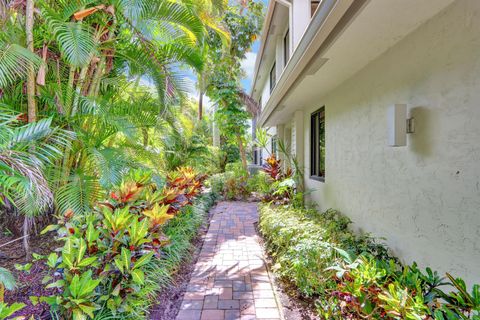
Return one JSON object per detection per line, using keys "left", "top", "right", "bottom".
{"left": 237, "top": 133, "right": 247, "bottom": 172}
{"left": 26, "top": 0, "right": 36, "bottom": 123}
{"left": 142, "top": 128, "right": 148, "bottom": 147}
{"left": 24, "top": 0, "right": 35, "bottom": 261}
{"left": 22, "top": 216, "right": 31, "bottom": 260}
{"left": 198, "top": 91, "right": 203, "bottom": 120}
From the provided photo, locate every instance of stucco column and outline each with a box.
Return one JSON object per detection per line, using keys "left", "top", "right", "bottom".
{"left": 276, "top": 123, "right": 285, "bottom": 163}
{"left": 291, "top": 0, "right": 310, "bottom": 49}
{"left": 293, "top": 110, "right": 304, "bottom": 190}
{"left": 275, "top": 35, "right": 284, "bottom": 80}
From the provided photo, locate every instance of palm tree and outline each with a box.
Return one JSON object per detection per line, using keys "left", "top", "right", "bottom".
{"left": 0, "top": 109, "right": 73, "bottom": 257}
{"left": 0, "top": 0, "right": 230, "bottom": 257}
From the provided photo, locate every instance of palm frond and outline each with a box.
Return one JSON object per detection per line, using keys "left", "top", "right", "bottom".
{"left": 41, "top": 7, "right": 96, "bottom": 67}
{"left": 0, "top": 41, "right": 42, "bottom": 87}
{"left": 55, "top": 169, "right": 102, "bottom": 215}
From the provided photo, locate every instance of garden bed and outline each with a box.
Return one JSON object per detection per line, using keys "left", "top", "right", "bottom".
{"left": 257, "top": 203, "right": 479, "bottom": 319}
{"left": 1, "top": 233, "right": 59, "bottom": 318}
{"left": 255, "top": 222, "right": 320, "bottom": 320}
{"left": 1, "top": 189, "right": 217, "bottom": 320}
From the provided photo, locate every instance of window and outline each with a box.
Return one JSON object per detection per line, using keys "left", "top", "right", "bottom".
{"left": 310, "top": 107, "right": 325, "bottom": 181}
{"left": 311, "top": 1, "right": 320, "bottom": 17}
{"left": 269, "top": 62, "right": 276, "bottom": 93}
{"left": 271, "top": 135, "right": 277, "bottom": 156}
{"left": 253, "top": 149, "right": 259, "bottom": 165}
{"left": 283, "top": 30, "right": 290, "bottom": 67}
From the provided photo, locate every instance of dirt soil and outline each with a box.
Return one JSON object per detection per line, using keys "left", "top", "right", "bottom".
{"left": 148, "top": 203, "right": 217, "bottom": 320}
{"left": 254, "top": 222, "right": 321, "bottom": 320}
{"left": 0, "top": 232, "right": 60, "bottom": 319}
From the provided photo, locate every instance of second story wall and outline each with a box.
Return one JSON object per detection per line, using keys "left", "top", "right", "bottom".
{"left": 292, "top": 0, "right": 311, "bottom": 49}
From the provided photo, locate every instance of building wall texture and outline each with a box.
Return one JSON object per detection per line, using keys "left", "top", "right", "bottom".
{"left": 303, "top": 1, "right": 480, "bottom": 285}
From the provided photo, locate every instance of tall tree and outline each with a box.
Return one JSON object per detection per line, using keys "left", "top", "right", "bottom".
{"left": 0, "top": 0, "right": 227, "bottom": 256}
{"left": 206, "top": 0, "right": 263, "bottom": 170}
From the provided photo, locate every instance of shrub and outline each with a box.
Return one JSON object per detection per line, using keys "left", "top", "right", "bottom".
{"left": 258, "top": 204, "right": 480, "bottom": 319}
{"left": 246, "top": 171, "right": 270, "bottom": 195}
{"left": 29, "top": 167, "right": 208, "bottom": 320}
{"left": 208, "top": 162, "right": 250, "bottom": 200}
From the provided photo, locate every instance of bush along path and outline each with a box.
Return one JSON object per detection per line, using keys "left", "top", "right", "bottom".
{"left": 176, "top": 202, "right": 282, "bottom": 320}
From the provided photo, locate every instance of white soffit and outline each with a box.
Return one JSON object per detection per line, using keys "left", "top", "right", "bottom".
{"left": 273, "top": 0, "right": 455, "bottom": 124}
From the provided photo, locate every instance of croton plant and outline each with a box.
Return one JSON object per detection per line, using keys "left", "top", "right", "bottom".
{"left": 31, "top": 167, "right": 206, "bottom": 319}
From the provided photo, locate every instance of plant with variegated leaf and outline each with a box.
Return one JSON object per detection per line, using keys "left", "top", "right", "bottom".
{"left": 34, "top": 167, "right": 206, "bottom": 319}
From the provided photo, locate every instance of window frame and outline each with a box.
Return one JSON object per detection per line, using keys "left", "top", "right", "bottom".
{"left": 271, "top": 135, "right": 277, "bottom": 157}
{"left": 269, "top": 62, "right": 276, "bottom": 93}
{"left": 311, "top": 0, "right": 321, "bottom": 17}
{"left": 283, "top": 29, "right": 290, "bottom": 67}
{"left": 310, "top": 107, "right": 325, "bottom": 182}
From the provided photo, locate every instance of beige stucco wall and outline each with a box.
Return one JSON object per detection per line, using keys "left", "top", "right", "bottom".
{"left": 303, "top": 1, "right": 480, "bottom": 285}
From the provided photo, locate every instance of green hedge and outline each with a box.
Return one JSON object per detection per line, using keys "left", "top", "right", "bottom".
{"left": 258, "top": 204, "right": 479, "bottom": 319}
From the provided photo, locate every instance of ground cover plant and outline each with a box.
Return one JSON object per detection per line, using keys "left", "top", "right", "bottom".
{"left": 258, "top": 204, "right": 480, "bottom": 320}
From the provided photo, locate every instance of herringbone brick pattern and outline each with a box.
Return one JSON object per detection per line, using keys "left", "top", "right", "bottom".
{"left": 176, "top": 202, "right": 281, "bottom": 320}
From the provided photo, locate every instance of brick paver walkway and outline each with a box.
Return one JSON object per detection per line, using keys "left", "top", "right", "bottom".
{"left": 176, "top": 202, "right": 281, "bottom": 320}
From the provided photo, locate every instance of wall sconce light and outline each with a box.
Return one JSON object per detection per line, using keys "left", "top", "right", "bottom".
{"left": 388, "top": 104, "right": 415, "bottom": 147}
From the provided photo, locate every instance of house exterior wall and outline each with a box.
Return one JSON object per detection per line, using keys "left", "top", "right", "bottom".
{"left": 302, "top": 1, "right": 480, "bottom": 285}
{"left": 291, "top": 0, "right": 310, "bottom": 49}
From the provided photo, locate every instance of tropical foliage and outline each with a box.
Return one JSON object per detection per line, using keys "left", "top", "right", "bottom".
{"left": 33, "top": 167, "right": 206, "bottom": 319}
{"left": 0, "top": 0, "right": 231, "bottom": 257}
{"left": 0, "top": 0, "right": 266, "bottom": 318}
{"left": 258, "top": 204, "right": 480, "bottom": 319}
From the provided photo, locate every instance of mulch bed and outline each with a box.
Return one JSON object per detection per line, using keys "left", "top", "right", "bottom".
{"left": 148, "top": 202, "right": 217, "bottom": 319}
{"left": 0, "top": 232, "right": 59, "bottom": 319}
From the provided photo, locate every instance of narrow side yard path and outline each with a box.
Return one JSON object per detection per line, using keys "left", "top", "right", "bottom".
{"left": 176, "top": 201, "right": 281, "bottom": 320}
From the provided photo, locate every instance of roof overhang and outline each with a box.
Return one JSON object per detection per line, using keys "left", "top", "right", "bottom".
{"left": 257, "top": 0, "right": 456, "bottom": 127}
{"left": 257, "top": 0, "right": 356, "bottom": 126}
{"left": 250, "top": 0, "right": 290, "bottom": 99}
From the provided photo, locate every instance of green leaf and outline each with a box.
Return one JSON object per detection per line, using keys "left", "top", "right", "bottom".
{"left": 47, "top": 253, "right": 58, "bottom": 268}
{"left": 111, "top": 284, "right": 121, "bottom": 297}
{"left": 0, "top": 302, "right": 26, "bottom": 318}
{"left": 52, "top": 21, "right": 96, "bottom": 67}
{"left": 29, "top": 296, "right": 39, "bottom": 306}
{"left": 131, "top": 269, "right": 145, "bottom": 285}
{"left": 72, "top": 308, "right": 87, "bottom": 320}
{"left": 77, "top": 270, "right": 100, "bottom": 298}
{"left": 0, "top": 267, "right": 16, "bottom": 290}
{"left": 77, "top": 303, "right": 96, "bottom": 318}
{"left": 0, "top": 41, "right": 42, "bottom": 87}
{"left": 41, "top": 275, "right": 53, "bottom": 284}
{"left": 76, "top": 238, "right": 87, "bottom": 265}
{"left": 69, "top": 274, "right": 81, "bottom": 298}
{"left": 133, "top": 252, "right": 154, "bottom": 270}
{"left": 46, "top": 280, "right": 65, "bottom": 289}
{"left": 85, "top": 222, "right": 98, "bottom": 245}
{"left": 121, "top": 247, "right": 131, "bottom": 272}
{"left": 77, "top": 256, "right": 97, "bottom": 267}
{"left": 40, "top": 224, "right": 59, "bottom": 235}
{"left": 62, "top": 238, "right": 75, "bottom": 269}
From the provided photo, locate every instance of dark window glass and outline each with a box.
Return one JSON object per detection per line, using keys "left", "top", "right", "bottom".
{"left": 311, "top": 1, "right": 320, "bottom": 16}
{"left": 270, "top": 62, "right": 276, "bottom": 93}
{"left": 284, "top": 30, "right": 290, "bottom": 67}
{"left": 271, "top": 135, "right": 277, "bottom": 156}
{"left": 310, "top": 107, "right": 325, "bottom": 180}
